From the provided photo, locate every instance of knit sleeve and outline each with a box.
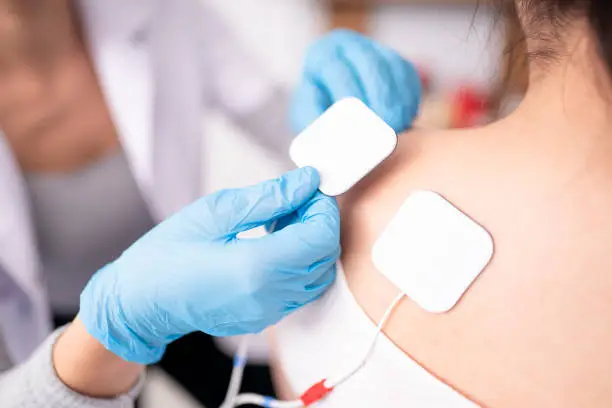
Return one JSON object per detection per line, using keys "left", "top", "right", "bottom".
{"left": 0, "top": 328, "right": 145, "bottom": 408}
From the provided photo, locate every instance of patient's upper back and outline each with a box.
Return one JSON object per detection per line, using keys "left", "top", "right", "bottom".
{"left": 339, "top": 126, "right": 612, "bottom": 407}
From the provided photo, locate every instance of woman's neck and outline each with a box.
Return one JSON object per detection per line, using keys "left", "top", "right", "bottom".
{"left": 0, "top": 0, "right": 80, "bottom": 74}
{"left": 492, "top": 34, "right": 612, "bottom": 172}
{"left": 0, "top": 0, "right": 84, "bottom": 116}
{"left": 508, "top": 27, "right": 612, "bottom": 142}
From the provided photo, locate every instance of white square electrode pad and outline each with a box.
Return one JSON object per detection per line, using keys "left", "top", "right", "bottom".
{"left": 372, "top": 191, "right": 494, "bottom": 313}
{"left": 289, "top": 97, "right": 397, "bottom": 196}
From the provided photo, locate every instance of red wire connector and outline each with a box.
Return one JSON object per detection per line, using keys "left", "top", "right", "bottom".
{"left": 299, "top": 379, "right": 334, "bottom": 406}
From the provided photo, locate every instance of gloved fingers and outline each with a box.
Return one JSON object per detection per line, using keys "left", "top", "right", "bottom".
{"left": 308, "top": 30, "right": 393, "bottom": 124}
{"left": 302, "top": 246, "right": 341, "bottom": 284}
{"left": 296, "top": 262, "right": 337, "bottom": 303}
{"left": 373, "top": 44, "right": 422, "bottom": 131}
{"left": 252, "top": 192, "right": 341, "bottom": 268}
{"left": 272, "top": 244, "right": 339, "bottom": 286}
{"left": 279, "top": 214, "right": 340, "bottom": 305}
{"left": 339, "top": 39, "right": 419, "bottom": 135}
{"left": 265, "top": 208, "right": 298, "bottom": 234}
{"left": 180, "top": 167, "right": 321, "bottom": 239}
{"left": 293, "top": 28, "right": 421, "bottom": 135}
{"left": 310, "top": 57, "right": 367, "bottom": 106}
{"left": 301, "top": 31, "right": 368, "bottom": 114}
{"left": 290, "top": 77, "right": 330, "bottom": 134}
{"left": 341, "top": 40, "right": 395, "bottom": 114}
{"left": 281, "top": 265, "right": 337, "bottom": 313}
{"left": 305, "top": 261, "right": 337, "bottom": 292}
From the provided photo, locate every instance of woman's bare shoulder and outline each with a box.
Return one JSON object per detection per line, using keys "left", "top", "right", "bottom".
{"left": 339, "top": 127, "right": 493, "bottom": 261}
{"left": 339, "top": 126, "right": 612, "bottom": 407}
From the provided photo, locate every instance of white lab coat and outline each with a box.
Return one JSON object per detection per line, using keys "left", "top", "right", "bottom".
{"left": 0, "top": 0, "right": 292, "bottom": 363}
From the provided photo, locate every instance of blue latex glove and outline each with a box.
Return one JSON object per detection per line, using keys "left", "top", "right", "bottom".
{"left": 79, "top": 167, "right": 340, "bottom": 364}
{"left": 291, "top": 29, "right": 422, "bottom": 134}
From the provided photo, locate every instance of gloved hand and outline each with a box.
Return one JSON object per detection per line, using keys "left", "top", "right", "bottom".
{"left": 291, "top": 29, "right": 422, "bottom": 134}
{"left": 79, "top": 167, "right": 340, "bottom": 364}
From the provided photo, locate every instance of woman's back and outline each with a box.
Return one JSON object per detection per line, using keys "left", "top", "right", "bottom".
{"left": 342, "top": 116, "right": 612, "bottom": 404}
{"left": 273, "top": 2, "right": 612, "bottom": 405}
{"left": 274, "top": 118, "right": 612, "bottom": 406}
{"left": 274, "top": 58, "right": 612, "bottom": 407}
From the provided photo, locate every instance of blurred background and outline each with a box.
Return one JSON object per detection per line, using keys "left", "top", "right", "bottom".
{"left": 141, "top": 0, "right": 526, "bottom": 406}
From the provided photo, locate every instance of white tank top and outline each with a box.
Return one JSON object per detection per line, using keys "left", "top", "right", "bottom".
{"left": 275, "top": 264, "right": 477, "bottom": 407}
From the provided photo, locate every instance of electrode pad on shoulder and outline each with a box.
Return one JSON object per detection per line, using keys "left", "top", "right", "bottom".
{"left": 290, "top": 98, "right": 397, "bottom": 196}
{"left": 372, "top": 191, "right": 494, "bottom": 313}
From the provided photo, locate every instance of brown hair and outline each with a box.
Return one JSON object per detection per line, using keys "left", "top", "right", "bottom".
{"left": 516, "top": 0, "right": 612, "bottom": 70}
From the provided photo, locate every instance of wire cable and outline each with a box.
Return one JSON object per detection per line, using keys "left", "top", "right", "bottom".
{"left": 325, "top": 291, "right": 405, "bottom": 388}
{"left": 223, "top": 291, "right": 405, "bottom": 407}
{"left": 220, "top": 336, "right": 251, "bottom": 408}
{"left": 234, "top": 394, "right": 303, "bottom": 408}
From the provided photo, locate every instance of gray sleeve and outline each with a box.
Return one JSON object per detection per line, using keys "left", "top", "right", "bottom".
{"left": 0, "top": 328, "right": 145, "bottom": 408}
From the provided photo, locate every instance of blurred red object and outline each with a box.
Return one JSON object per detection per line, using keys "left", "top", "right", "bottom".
{"left": 450, "top": 87, "right": 490, "bottom": 128}
{"left": 417, "top": 67, "right": 432, "bottom": 94}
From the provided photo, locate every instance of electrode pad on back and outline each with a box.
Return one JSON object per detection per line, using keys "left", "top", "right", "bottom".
{"left": 372, "top": 191, "right": 494, "bottom": 313}
{"left": 290, "top": 98, "right": 397, "bottom": 196}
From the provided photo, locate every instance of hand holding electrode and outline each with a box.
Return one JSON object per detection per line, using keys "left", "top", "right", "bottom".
{"left": 70, "top": 29, "right": 422, "bottom": 406}
{"left": 77, "top": 28, "right": 422, "bottom": 370}
{"left": 79, "top": 167, "right": 340, "bottom": 364}
{"left": 291, "top": 29, "right": 422, "bottom": 134}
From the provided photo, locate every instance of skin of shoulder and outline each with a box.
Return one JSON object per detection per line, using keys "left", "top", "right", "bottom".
{"left": 338, "top": 126, "right": 612, "bottom": 408}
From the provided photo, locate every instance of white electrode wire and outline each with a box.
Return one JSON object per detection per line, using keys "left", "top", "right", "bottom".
{"left": 233, "top": 394, "right": 303, "bottom": 408}
{"left": 326, "top": 291, "right": 405, "bottom": 388}
{"left": 225, "top": 292, "right": 405, "bottom": 407}
{"left": 220, "top": 336, "right": 251, "bottom": 408}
